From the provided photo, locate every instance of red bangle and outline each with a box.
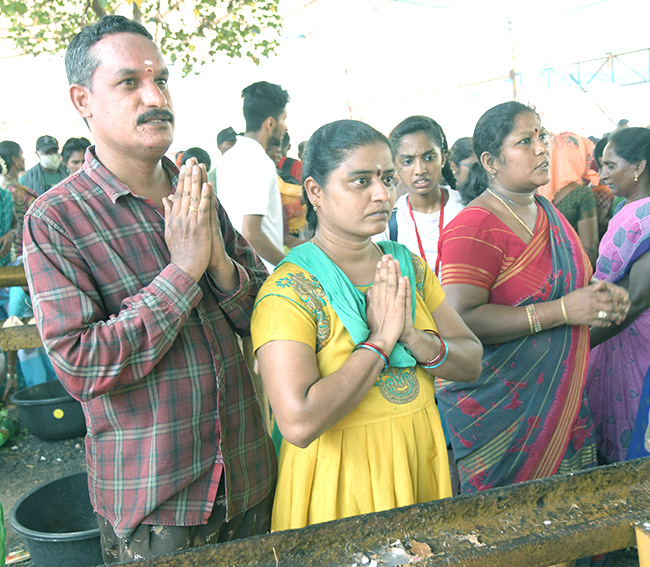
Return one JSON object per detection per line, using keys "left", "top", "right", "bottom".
{"left": 354, "top": 341, "right": 389, "bottom": 370}
{"left": 419, "top": 329, "right": 447, "bottom": 368}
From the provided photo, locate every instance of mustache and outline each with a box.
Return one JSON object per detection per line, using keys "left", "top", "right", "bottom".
{"left": 136, "top": 109, "right": 175, "bottom": 125}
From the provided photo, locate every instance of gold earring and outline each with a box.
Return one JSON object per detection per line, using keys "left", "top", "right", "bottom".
{"left": 312, "top": 202, "right": 318, "bottom": 211}
{"left": 634, "top": 174, "right": 639, "bottom": 182}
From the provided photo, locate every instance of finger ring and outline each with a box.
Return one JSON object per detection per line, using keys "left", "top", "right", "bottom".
{"left": 597, "top": 310, "right": 607, "bottom": 320}
{"left": 189, "top": 205, "right": 198, "bottom": 213}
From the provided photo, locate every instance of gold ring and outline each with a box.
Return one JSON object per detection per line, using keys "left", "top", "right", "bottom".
{"left": 189, "top": 205, "right": 198, "bottom": 213}
{"left": 597, "top": 310, "right": 607, "bottom": 320}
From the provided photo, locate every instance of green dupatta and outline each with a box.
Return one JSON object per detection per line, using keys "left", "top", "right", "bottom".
{"left": 277, "top": 240, "right": 417, "bottom": 367}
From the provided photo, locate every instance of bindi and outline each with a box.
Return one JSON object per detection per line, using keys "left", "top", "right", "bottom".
{"left": 376, "top": 165, "right": 382, "bottom": 177}
{"left": 534, "top": 128, "right": 539, "bottom": 137}
{"left": 144, "top": 59, "right": 154, "bottom": 73}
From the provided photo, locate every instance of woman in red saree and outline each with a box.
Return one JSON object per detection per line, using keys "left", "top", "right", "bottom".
{"left": 437, "top": 101, "right": 630, "bottom": 493}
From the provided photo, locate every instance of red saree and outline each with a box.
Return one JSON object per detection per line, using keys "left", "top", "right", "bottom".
{"left": 437, "top": 196, "right": 597, "bottom": 493}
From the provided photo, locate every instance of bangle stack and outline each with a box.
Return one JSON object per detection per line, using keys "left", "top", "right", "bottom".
{"left": 354, "top": 341, "right": 389, "bottom": 371}
{"left": 525, "top": 304, "right": 543, "bottom": 334}
{"left": 418, "top": 329, "right": 449, "bottom": 369}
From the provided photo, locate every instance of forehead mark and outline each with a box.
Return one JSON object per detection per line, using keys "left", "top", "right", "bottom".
{"left": 144, "top": 59, "right": 154, "bottom": 73}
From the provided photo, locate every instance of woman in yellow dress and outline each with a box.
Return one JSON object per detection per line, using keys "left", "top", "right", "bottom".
{"left": 251, "top": 119, "right": 482, "bottom": 531}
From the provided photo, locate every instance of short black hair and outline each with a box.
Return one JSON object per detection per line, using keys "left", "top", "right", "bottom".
{"left": 282, "top": 131, "right": 291, "bottom": 149}
{"left": 65, "top": 15, "right": 153, "bottom": 88}
{"left": 298, "top": 140, "right": 307, "bottom": 160}
{"left": 241, "top": 81, "right": 289, "bottom": 133}
{"left": 61, "top": 137, "right": 91, "bottom": 163}
{"left": 181, "top": 147, "right": 212, "bottom": 171}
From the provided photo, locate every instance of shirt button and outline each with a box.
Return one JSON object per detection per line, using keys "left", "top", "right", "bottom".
{"left": 214, "top": 354, "right": 221, "bottom": 361}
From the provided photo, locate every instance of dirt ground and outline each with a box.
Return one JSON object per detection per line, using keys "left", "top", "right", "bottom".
{"left": 1, "top": 405, "right": 87, "bottom": 566}
{"left": 0, "top": 404, "right": 641, "bottom": 567}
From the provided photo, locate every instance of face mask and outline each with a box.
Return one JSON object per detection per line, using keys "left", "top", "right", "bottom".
{"left": 40, "top": 153, "right": 61, "bottom": 170}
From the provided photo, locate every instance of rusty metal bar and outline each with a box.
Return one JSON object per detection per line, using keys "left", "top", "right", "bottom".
{"left": 0, "top": 267, "right": 42, "bottom": 352}
{"left": 0, "top": 265, "right": 27, "bottom": 287}
{"left": 0, "top": 322, "right": 42, "bottom": 351}
{"left": 118, "top": 457, "right": 649, "bottom": 566}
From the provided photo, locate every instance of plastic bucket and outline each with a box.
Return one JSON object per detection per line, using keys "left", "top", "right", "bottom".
{"left": 9, "top": 471, "right": 102, "bottom": 567}
{"left": 10, "top": 380, "right": 86, "bottom": 440}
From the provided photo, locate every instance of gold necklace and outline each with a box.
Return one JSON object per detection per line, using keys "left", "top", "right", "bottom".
{"left": 486, "top": 188, "right": 534, "bottom": 237}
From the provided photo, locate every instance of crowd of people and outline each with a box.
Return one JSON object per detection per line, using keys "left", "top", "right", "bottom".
{"left": 0, "top": 12, "right": 648, "bottom": 565}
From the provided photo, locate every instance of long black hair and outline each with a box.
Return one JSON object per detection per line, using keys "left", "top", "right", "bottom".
{"left": 388, "top": 115, "right": 456, "bottom": 190}
{"left": 606, "top": 127, "right": 650, "bottom": 167}
{"left": 302, "top": 120, "right": 389, "bottom": 231}
{"left": 461, "top": 101, "right": 537, "bottom": 205}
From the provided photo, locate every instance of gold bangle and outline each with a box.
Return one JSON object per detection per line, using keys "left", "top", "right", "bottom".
{"left": 525, "top": 305, "right": 535, "bottom": 335}
{"left": 531, "top": 304, "right": 542, "bottom": 333}
{"left": 560, "top": 297, "right": 570, "bottom": 325}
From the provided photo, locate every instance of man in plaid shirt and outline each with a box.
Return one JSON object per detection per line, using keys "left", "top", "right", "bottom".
{"left": 22, "top": 15, "right": 276, "bottom": 563}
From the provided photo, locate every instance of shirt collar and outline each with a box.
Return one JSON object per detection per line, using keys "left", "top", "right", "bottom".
{"left": 82, "top": 146, "right": 179, "bottom": 204}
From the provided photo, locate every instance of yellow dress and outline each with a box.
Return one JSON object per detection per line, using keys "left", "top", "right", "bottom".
{"left": 251, "top": 253, "right": 451, "bottom": 531}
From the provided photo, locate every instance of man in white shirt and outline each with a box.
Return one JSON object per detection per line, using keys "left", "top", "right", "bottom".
{"left": 217, "top": 81, "right": 289, "bottom": 271}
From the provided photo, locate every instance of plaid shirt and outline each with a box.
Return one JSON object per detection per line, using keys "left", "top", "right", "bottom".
{"left": 23, "top": 148, "right": 276, "bottom": 539}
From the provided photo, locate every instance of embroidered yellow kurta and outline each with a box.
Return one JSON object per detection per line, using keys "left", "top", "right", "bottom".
{"left": 251, "top": 254, "right": 451, "bottom": 531}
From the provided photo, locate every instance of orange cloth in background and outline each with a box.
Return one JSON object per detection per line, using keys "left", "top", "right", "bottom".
{"left": 538, "top": 132, "right": 600, "bottom": 201}
{"left": 277, "top": 176, "right": 307, "bottom": 234}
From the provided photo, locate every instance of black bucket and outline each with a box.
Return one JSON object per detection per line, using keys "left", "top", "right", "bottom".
{"left": 9, "top": 471, "right": 102, "bottom": 567}
{"left": 10, "top": 380, "right": 86, "bottom": 440}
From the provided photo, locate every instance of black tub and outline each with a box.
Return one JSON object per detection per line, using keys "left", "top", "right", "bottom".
{"left": 10, "top": 471, "right": 102, "bottom": 567}
{"left": 10, "top": 380, "right": 86, "bottom": 440}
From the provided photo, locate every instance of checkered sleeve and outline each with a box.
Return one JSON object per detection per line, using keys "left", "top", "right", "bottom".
{"left": 23, "top": 210, "right": 203, "bottom": 401}
{"left": 206, "top": 198, "right": 268, "bottom": 335}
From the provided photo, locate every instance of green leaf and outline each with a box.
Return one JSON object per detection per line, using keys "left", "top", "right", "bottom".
{"left": 0, "top": 0, "right": 283, "bottom": 77}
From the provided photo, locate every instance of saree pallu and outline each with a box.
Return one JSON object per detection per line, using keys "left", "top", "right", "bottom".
{"left": 587, "top": 196, "right": 650, "bottom": 463}
{"left": 437, "top": 197, "right": 597, "bottom": 493}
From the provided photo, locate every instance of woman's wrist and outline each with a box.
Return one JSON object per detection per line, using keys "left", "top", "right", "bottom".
{"left": 397, "top": 326, "right": 419, "bottom": 350}
{"left": 530, "top": 299, "right": 569, "bottom": 333}
{"left": 399, "top": 328, "right": 441, "bottom": 362}
{"left": 354, "top": 341, "right": 389, "bottom": 370}
{"left": 417, "top": 329, "right": 448, "bottom": 369}
{"left": 365, "top": 335, "right": 394, "bottom": 356}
